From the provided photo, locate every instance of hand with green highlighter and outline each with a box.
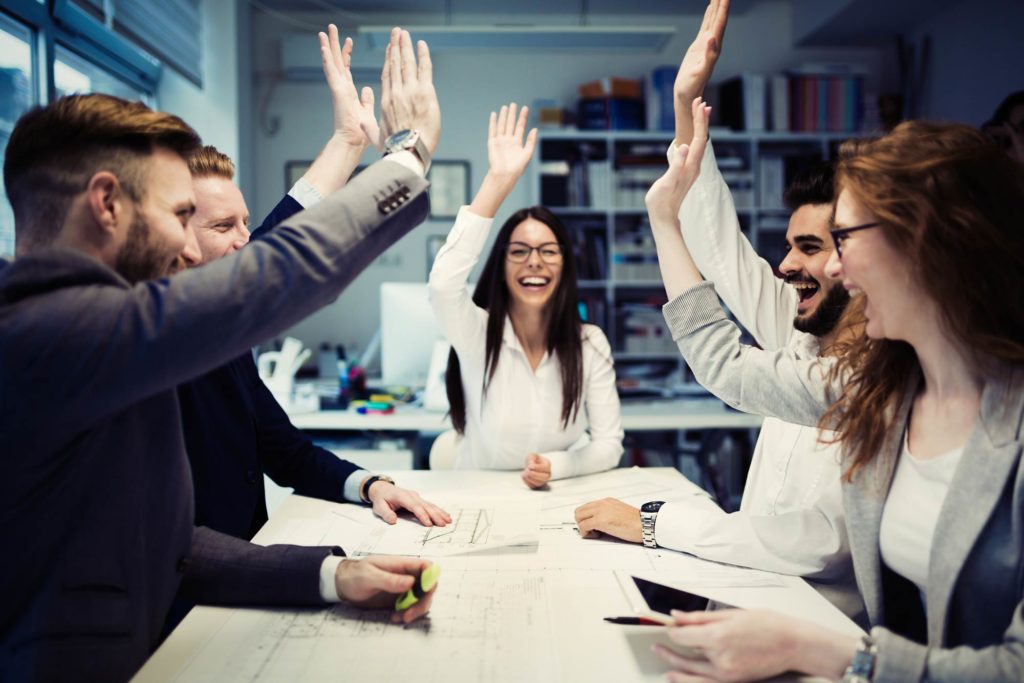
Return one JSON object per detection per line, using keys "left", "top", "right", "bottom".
{"left": 335, "top": 556, "right": 439, "bottom": 624}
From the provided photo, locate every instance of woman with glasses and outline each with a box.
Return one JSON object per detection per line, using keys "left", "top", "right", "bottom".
{"left": 428, "top": 103, "right": 623, "bottom": 487}
{"left": 642, "top": 99, "right": 1023, "bottom": 682}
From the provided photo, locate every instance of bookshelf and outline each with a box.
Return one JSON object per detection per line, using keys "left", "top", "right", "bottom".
{"left": 533, "top": 128, "right": 855, "bottom": 397}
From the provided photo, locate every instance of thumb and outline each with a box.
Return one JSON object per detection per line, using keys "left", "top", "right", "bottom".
{"left": 361, "top": 86, "right": 375, "bottom": 110}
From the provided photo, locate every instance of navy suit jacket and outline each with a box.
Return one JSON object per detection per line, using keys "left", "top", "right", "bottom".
{"left": 0, "top": 160, "right": 429, "bottom": 681}
{"left": 177, "top": 194, "right": 359, "bottom": 542}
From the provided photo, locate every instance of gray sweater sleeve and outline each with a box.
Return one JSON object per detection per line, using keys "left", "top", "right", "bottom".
{"left": 871, "top": 607, "right": 1024, "bottom": 683}
{"left": 661, "top": 282, "right": 838, "bottom": 428}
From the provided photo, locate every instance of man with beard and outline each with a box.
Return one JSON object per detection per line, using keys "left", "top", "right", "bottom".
{"left": 574, "top": 0, "right": 865, "bottom": 624}
{"left": 0, "top": 27, "right": 442, "bottom": 680}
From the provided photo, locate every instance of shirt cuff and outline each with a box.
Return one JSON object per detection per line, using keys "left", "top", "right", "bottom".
{"left": 344, "top": 470, "right": 373, "bottom": 503}
{"left": 662, "top": 281, "right": 728, "bottom": 341}
{"left": 654, "top": 494, "right": 723, "bottom": 551}
{"left": 541, "top": 450, "right": 573, "bottom": 481}
{"left": 287, "top": 176, "right": 325, "bottom": 209}
{"left": 319, "top": 555, "right": 345, "bottom": 602}
{"left": 384, "top": 149, "right": 426, "bottom": 177}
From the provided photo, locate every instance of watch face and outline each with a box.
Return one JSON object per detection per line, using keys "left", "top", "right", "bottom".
{"left": 387, "top": 129, "right": 414, "bottom": 148}
{"left": 641, "top": 501, "right": 665, "bottom": 513}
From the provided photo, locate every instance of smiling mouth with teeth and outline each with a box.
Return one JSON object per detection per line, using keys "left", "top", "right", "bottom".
{"left": 790, "top": 280, "right": 819, "bottom": 303}
{"left": 519, "top": 276, "right": 551, "bottom": 288}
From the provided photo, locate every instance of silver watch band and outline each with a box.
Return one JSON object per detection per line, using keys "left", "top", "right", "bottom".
{"left": 840, "top": 634, "right": 877, "bottom": 683}
{"left": 641, "top": 511, "right": 658, "bottom": 548}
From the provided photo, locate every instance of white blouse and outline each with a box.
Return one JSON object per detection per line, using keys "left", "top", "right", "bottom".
{"left": 879, "top": 432, "right": 964, "bottom": 602}
{"left": 428, "top": 206, "right": 624, "bottom": 479}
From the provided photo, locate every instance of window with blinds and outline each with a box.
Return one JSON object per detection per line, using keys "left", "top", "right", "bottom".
{"left": 70, "top": 0, "right": 202, "bottom": 86}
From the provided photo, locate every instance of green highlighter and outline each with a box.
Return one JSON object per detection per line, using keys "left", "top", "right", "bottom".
{"left": 395, "top": 563, "right": 440, "bottom": 611}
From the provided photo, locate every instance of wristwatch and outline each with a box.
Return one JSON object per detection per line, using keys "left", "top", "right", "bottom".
{"left": 383, "top": 129, "right": 432, "bottom": 173}
{"left": 360, "top": 474, "right": 395, "bottom": 504}
{"left": 841, "top": 634, "right": 877, "bottom": 683}
{"left": 640, "top": 501, "right": 665, "bottom": 548}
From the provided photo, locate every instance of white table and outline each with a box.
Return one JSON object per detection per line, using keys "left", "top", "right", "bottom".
{"left": 290, "top": 398, "right": 764, "bottom": 433}
{"left": 135, "top": 469, "right": 857, "bottom": 683}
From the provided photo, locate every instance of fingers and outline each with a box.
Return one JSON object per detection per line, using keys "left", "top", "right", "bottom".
{"left": 425, "top": 501, "right": 453, "bottom": 526}
{"left": 698, "top": 0, "right": 715, "bottom": 34}
{"left": 688, "top": 97, "right": 712, "bottom": 164}
{"left": 367, "top": 555, "right": 433, "bottom": 576}
{"left": 488, "top": 110, "right": 497, "bottom": 140}
{"left": 712, "top": 0, "right": 730, "bottom": 43}
{"left": 363, "top": 559, "right": 417, "bottom": 594}
{"left": 653, "top": 644, "right": 713, "bottom": 676}
{"left": 416, "top": 39, "right": 432, "bottom": 84}
{"left": 524, "top": 127, "right": 539, "bottom": 158}
{"left": 361, "top": 86, "right": 375, "bottom": 109}
{"left": 506, "top": 103, "right": 518, "bottom": 136}
{"left": 399, "top": 29, "right": 416, "bottom": 85}
{"left": 513, "top": 105, "right": 529, "bottom": 140}
{"left": 401, "top": 586, "right": 436, "bottom": 623}
{"left": 496, "top": 104, "right": 508, "bottom": 138}
{"left": 388, "top": 29, "right": 402, "bottom": 94}
{"left": 670, "top": 609, "right": 730, "bottom": 626}
{"left": 373, "top": 496, "right": 399, "bottom": 524}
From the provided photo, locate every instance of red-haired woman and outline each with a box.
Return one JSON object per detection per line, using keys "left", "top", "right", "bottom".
{"left": 645, "top": 98, "right": 1024, "bottom": 682}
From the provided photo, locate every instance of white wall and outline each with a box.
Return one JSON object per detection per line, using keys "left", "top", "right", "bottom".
{"left": 908, "top": 0, "right": 1024, "bottom": 125}
{"left": 158, "top": 0, "right": 240, "bottom": 166}
{"left": 246, "top": 1, "right": 888, "bottom": 366}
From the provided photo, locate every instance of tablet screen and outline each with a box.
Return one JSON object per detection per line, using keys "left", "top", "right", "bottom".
{"left": 632, "top": 576, "right": 711, "bottom": 615}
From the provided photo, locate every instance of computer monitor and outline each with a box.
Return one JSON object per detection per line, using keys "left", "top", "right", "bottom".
{"left": 380, "top": 282, "right": 467, "bottom": 387}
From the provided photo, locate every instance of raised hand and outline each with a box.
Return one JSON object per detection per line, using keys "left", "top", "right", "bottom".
{"left": 674, "top": 0, "right": 730, "bottom": 142}
{"left": 487, "top": 103, "right": 539, "bottom": 181}
{"left": 467, "top": 103, "right": 538, "bottom": 219}
{"left": 521, "top": 453, "right": 551, "bottom": 489}
{"left": 380, "top": 28, "right": 441, "bottom": 154}
{"left": 318, "top": 24, "right": 378, "bottom": 150}
{"left": 646, "top": 97, "right": 712, "bottom": 228}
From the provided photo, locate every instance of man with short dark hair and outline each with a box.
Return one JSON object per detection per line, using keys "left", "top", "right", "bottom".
{"left": 0, "top": 27, "right": 442, "bottom": 680}
{"left": 574, "top": 0, "right": 865, "bottom": 624}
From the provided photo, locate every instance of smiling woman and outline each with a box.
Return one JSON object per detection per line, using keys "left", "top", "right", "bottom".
{"left": 428, "top": 102, "right": 624, "bottom": 487}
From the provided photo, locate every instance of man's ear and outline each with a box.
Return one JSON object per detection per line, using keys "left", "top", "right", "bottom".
{"left": 84, "top": 171, "right": 130, "bottom": 239}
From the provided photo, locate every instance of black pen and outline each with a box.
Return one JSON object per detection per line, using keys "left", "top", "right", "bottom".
{"left": 603, "top": 616, "right": 669, "bottom": 626}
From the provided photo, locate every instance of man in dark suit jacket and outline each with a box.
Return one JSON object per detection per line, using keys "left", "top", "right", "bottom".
{"left": 0, "top": 27, "right": 442, "bottom": 681}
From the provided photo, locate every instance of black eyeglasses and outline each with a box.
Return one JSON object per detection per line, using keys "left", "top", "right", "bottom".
{"left": 829, "top": 222, "right": 880, "bottom": 258}
{"left": 506, "top": 241, "right": 563, "bottom": 264}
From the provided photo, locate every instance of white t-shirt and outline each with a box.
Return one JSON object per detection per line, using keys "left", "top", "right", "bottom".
{"left": 879, "top": 433, "right": 964, "bottom": 602}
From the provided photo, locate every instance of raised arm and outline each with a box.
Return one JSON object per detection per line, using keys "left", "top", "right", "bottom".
{"left": 673, "top": 0, "right": 729, "bottom": 144}
{"left": 428, "top": 103, "right": 537, "bottom": 352}
{"left": 300, "top": 25, "right": 376, "bottom": 199}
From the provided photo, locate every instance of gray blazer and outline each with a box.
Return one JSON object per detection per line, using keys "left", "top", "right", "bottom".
{"left": 663, "top": 282, "right": 1024, "bottom": 683}
{"left": 0, "top": 159, "right": 429, "bottom": 681}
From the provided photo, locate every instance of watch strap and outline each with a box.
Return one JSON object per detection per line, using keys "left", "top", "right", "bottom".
{"left": 841, "top": 634, "right": 877, "bottom": 683}
{"left": 360, "top": 474, "right": 395, "bottom": 504}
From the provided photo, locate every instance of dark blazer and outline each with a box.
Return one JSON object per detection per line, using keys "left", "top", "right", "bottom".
{"left": 0, "top": 159, "right": 428, "bottom": 681}
{"left": 177, "top": 194, "right": 357, "bottom": 542}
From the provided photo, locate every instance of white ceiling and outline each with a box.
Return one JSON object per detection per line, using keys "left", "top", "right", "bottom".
{"left": 251, "top": 0, "right": 761, "bottom": 19}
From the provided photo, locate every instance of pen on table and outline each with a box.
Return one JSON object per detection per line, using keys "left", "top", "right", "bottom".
{"left": 603, "top": 616, "right": 668, "bottom": 626}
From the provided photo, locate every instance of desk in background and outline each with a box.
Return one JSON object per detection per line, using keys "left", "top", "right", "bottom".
{"left": 136, "top": 468, "right": 858, "bottom": 683}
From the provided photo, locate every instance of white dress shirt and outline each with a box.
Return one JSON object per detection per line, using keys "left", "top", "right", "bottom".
{"left": 657, "top": 142, "right": 854, "bottom": 595}
{"left": 428, "top": 207, "right": 624, "bottom": 480}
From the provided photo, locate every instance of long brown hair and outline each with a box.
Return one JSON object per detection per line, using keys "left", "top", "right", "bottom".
{"left": 821, "top": 121, "right": 1024, "bottom": 479}
{"left": 446, "top": 207, "right": 584, "bottom": 435}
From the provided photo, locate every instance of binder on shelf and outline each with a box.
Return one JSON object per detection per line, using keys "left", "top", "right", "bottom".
{"left": 645, "top": 66, "right": 677, "bottom": 132}
{"left": 718, "top": 73, "right": 766, "bottom": 132}
{"left": 770, "top": 74, "right": 789, "bottom": 132}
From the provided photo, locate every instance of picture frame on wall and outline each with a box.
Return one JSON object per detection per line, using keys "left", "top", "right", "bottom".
{"left": 285, "top": 161, "right": 365, "bottom": 193}
{"left": 427, "top": 160, "right": 470, "bottom": 220}
{"left": 426, "top": 234, "right": 446, "bottom": 272}
{"left": 284, "top": 160, "right": 311, "bottom": 192}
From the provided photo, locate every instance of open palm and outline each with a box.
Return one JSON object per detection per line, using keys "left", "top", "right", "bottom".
{"left": 674, "top": 0, "right": 729, "bottom": 100}
{"left": 645, "top": 97, "right": 712, "bottom": 226}
{"left": 319, "top": 24, "right": 380, "bottom": 149}
{"left": 487, "top": 102, "right": 538, "bottom": 180}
